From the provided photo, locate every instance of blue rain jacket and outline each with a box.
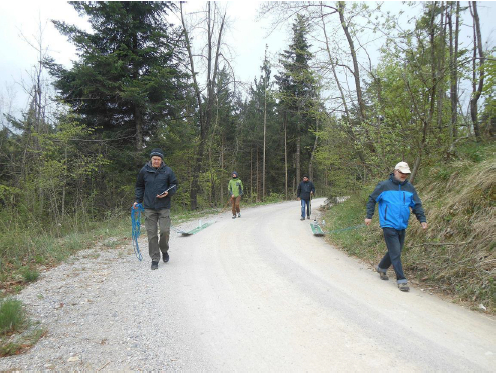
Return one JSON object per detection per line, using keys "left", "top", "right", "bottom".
{"left": 366, "top": 173, "right": 426, "bottom": 230}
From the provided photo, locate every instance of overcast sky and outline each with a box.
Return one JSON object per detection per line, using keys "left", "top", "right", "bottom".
{"left": 0, "top": 1, "right": 495, "bottom": 120}
{"left": 0, "top": 1, "right": 289, "bottom": 117}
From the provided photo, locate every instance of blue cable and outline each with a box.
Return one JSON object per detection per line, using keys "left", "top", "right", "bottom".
{"left": 131, "top": 204, "right": 144, "bottom": 261}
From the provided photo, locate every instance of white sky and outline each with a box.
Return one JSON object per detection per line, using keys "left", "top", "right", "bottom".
{"left": 0, "top": 1, "right": 495, "bottom": 121}
{"left": 0, "top": 1, "right": 290, "bottom": 118}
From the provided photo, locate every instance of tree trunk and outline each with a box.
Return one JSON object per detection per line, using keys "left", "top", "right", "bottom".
{"left": 410, "top": 4, "right": 438, "bottom": 184}
{"left": 296, "top": 135, "right": 301, "bottom": 187}
{"left": 284, "top": 115, "right": 288, "bottom": 200}
{"left": 320, "top": 3, "right": 367, "bottom": 166}
{"left": 263, "top": 81, "right": 267, "bottom": 201}
{"left": 308, "top": 115, "right": 319, "bottom": 181}
{"left": 448, "top": 2, "right": 460, "bottom": 145}
{"left": 436, "top": 2, "right": 447, "bottom": 132}
{"left": 134, "top": 105, "right": 143, "bottom": 152}
{"left": 220, "top": 136, "right": 224, "bottom": 206}
{"left": 337, "top": 1, "right": 366, "bottom": 123}
{"left": 250, "top": 148, "right": 253, "bottom": 199}
{"left": 181, "top": 3, "right": 226, "bottom": 209}
{"left": 256, "top": 146, "right": 260, "bottom": 201}
{"left": 469, "top": 1, "right": 484, "bottom": 142}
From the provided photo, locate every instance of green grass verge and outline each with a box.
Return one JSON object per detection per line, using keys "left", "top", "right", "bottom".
{"left": 0, "top": 298, "right": 27, "bottom": 335}
{"left": 321, "top": 144, "right": 496, "bottom": 314}
{"left": 0, "top": 298, "right": 45, "bottom": 357}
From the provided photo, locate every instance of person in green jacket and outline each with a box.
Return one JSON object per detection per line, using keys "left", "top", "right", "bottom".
{"left": 228, "top": 171, "right": 244, "bottom": 219}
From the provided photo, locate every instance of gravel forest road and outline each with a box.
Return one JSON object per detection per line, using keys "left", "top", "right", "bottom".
{"left": 0, "top": 198, "right": 495, "bottom": 372}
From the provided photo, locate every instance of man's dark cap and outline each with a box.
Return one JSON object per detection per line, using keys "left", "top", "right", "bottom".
{"left": 150, "top": 148, "right": 164, "bottom": 159}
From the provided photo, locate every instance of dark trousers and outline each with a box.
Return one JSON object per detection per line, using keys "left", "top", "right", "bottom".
{"left": 378, "top": 227, "right": 407, "bottom": 283}
{"left": 144, "top": 208, "right": 171, "bottom": 262}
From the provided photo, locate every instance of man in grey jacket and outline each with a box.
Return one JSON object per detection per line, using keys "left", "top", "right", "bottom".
{"left": 134, "top": 148, "right": 178, "bottom": 270}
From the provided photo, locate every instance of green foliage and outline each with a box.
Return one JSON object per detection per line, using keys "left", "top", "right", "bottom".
{"left": 480, "top": 50, "right": 496, "bottom": 138}
{"left": 457, "top": 142, "right": 488, "bottom": 163}
{"left": 0, "top": 0, "right": 493, "bottom": 324}
{"left": 275, "top": 14, "right": 319, "bottom": 183}
{"left": 314, "top": 118, "right": 370, "bottom": 196}
{"left": 0, "top": 208, "right": 132, "bottom": 295}
{"left": 322, "top": 188, "right": 381, "bottom": 259}
{"left": 481, "top": 49, "right": 496, "bottom": 97}
{"left": 0, "top": 301, "right": 45, "bottom": 358}
{"left": 0, "top": 299, "right": 27, "bottom": 335}
{"left": 237, "top": 65, "right": 283, "bottom": 201}
{"left": 322, "top": 143, "right": 496, "bottom": 313}
{"left": 46, "top": 1, "right": 186, "bottom": 148}
{"left": 21, "top": 268, "right": 40, "bottom": 283}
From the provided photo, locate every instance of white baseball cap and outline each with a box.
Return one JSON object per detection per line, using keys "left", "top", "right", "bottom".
{"left": 394, "top": 161, "right": 411, "bottom": 174}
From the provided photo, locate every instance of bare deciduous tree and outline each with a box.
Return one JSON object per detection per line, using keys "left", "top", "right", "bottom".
{"left": 469, "top": 1, "right": 485, "bottom": 142}
{"left": 180, "top": 2, "right": 229, "bottom": 210}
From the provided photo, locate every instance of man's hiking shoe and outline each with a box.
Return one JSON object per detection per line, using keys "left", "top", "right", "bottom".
{"left": 376, "top": 266, "right": 389, "bottom": 280}
{"left": 162, "top": 252, "right": 169, "bottom": 263}
{"left": 398, "top": 283, "right": 410, "bottom": 292}
{"left": 300, "top": 217, "right": 305, "bottom": 221}
{"left": 151, "top": 261, "right": 159, "bottom": 270}
{"left": 232, "top": 215, "right": 236, "bottom": 219}
{"left": 307, "top": 216, "right": 310, "bottom": 220}
{"left": 238, "top": 213, "right": 241, "bottom": 218}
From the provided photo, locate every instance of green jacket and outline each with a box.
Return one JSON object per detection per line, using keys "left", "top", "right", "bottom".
{"left": 228, "top": 177, "right": 244, "bottom": 197}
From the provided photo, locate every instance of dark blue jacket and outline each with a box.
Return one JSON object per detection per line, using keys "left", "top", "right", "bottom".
{"left": 135, "top": 161, "right": 178, "bottom": 210}
{"left": 297, "top": 180, "right": 316, "bottom": 201}
{"left": 366, "top": 173, "right": 426, "bottom": 230}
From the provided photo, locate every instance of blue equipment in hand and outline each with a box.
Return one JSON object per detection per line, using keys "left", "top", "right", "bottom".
{"left": 131, "top": 204, "right": 144, "bottom": 261}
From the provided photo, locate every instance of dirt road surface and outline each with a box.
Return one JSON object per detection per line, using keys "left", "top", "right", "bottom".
{"left": 1, "top": 198, "right": 495, "bottom": 372}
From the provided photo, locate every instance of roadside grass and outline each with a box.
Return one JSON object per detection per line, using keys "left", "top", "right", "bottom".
{"left": 321, "top": 144, "right": 496, "bottom": 314}
{"left": 0, "top": 298, "right": 26, "bottom": 335}
{"left": 4, "top": 147, "right": 493, "bottom": 355}
{"left": 0, "top": 212, "right": 134, "bottom": 355}
{"left": 0, "top": 213, "right": 131, "bottom": 295}
{"left": 0, "top": 194, "right": 292, "bottom": 355}
{"left": 0, "top": 193, "right": 288, "bottom": 295}
{"left": 409, "top": 144, "right": 496, "bottom": 312}
{"left": 20, "top": 268, "right": 40, "bottom": 283}
{"left": 320, "top": 189, "right": 386, "bottom": 263}
{"left": 0, "top": 298, "right": 46, "bottom": 357}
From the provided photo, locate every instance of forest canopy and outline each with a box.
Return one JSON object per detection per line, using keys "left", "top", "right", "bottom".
{"left": 0, "top": 0, "right": 495, "bottom": 221}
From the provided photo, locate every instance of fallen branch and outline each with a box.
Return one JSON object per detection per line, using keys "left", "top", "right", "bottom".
{"left": 411, "top": 241, "right": 471, "bottom": 247}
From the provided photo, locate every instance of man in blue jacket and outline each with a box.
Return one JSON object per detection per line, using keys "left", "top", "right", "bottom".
{"left": 297, "top": 175, "right": 316, "bottom": 220}
{"left": 134, "top": 148, "right": 178, "bottom": 270}
{"left": 365, "top": 161, "right": 427, "bottom": 292}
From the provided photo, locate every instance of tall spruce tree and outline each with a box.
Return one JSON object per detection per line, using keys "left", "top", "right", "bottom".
{"left": 275, "top": 14, "right": 317, "bottom": 191}
{"left": 239, "top": 62, "right": 279, "bottom": 201}
{"left": 46, "top": 1, "right": 185, "bottom": 154}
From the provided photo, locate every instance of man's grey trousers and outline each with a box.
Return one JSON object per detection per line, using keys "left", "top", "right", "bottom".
{"left": 144, "top": 208, "right": 171, "bottom": 262}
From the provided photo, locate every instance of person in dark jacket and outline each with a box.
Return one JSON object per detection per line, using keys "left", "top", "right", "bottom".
{"left": 297, "top": 175, "right": 316, "bottom": 220}
{"left": 365, "top": 161, "right": 427, "bottom": 292}
{"left": 134, "top": 148, "right": 178, "bottom": 270}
